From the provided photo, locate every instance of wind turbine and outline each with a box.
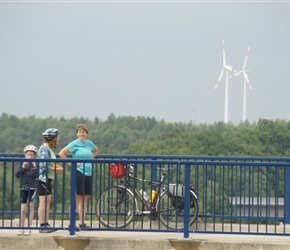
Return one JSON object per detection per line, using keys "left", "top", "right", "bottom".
{"left": 230, "top": 46, "right": 252, "bottom": 122}
{"left": 215, "top": 39, "right": 236, "bottom": 123}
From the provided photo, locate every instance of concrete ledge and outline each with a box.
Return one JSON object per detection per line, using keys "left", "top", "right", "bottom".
{"left": 1, "top": 236, "right": 290, "bottom": 250}
{"left": 1, "top": 230, "right": 290, "bottom": 250}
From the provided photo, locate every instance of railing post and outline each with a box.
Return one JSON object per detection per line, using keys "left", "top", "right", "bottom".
{"left": 69, "top": 162, "right": 77, "bottom": 236}
{"left": 150, "top": 156, "right": 157, "bottom": 184}
{"left": 284, "top": 165, "right": 290, "bottom": 224}
{"left": 151, "top": 163, "right": 157, "bottom": 185}
{"left": 183, "top": 163, "right": 190, "bottom": 239}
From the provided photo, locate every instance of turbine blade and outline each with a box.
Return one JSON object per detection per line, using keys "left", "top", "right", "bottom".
{"left": 215, "top": 68, "right": 224, "bottom": 89}
{"left": 242, "top": 46, "right": 250, "bottom": 70}
{"left": 217, "top": 68, "right": 224, "bottom": 82}
{"left": 243, "top": 71, "right": 250, "bottom": 83}
{"left": 222, "top": 39, "right": 226, "bottom": 66}
{"left": 243, "top": 71, "right": 252, "bottom": 89}
{"left": 230, "top": 70, "right": 242, "bottom": 78}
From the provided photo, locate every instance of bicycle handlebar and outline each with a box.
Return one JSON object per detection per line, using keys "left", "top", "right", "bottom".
{"left": 124, "top": 164, "right": 174, "bottom": 173}
{"left": 157, "top": 167, "right": 174, "bottom": 172}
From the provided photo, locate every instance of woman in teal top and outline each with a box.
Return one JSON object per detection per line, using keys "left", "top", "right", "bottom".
{"left": 59, "top": 124, "right": 98, "bottom": 228}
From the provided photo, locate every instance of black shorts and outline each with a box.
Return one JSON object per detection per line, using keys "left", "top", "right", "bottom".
{"left": 38, "top": 179, "right": 52, "bottom": 196}
{"left": 20, "top": 190, "right": 37, "bottom": 204}
{"left": 76, "top": 171, "right": 92, "bottom": 195}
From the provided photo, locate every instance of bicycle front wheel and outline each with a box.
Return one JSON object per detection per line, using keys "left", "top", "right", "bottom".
{"left": 96, "top": 186, "right": 136, "bottom": 228}
{"left": 157, "top": 190, "right": 198, "bottom": 230}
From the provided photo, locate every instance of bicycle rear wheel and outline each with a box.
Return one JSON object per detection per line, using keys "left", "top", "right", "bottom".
{"left": 96, "top": 186, "right": 136, "bottom": 228}
{"left": 157, "top": 190, "right": 198, "bottom": 230}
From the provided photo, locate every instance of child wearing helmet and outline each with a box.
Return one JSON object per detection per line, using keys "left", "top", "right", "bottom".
{"left": 37, "top": 128, "right": 63, "bottom": 233}
{"left": 15, "top": 145, "right": 38, "bottom": 236}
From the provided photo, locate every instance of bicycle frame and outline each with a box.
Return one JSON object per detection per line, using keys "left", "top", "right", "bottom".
{"left": 120, "top": 165, "right": 169, "bottom": 215}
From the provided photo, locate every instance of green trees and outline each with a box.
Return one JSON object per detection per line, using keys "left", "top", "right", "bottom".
{"left": 1, "top": 112, "right": 290, "bottom": 157}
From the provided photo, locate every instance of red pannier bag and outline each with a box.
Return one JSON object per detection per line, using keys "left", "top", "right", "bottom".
{"left": 110, "top": 163, "right": 126, "bottom": 179}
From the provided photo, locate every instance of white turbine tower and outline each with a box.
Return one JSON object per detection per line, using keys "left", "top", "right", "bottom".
{"left": 215, "top": 39, "right": 236, "bottom": 123}
{"left": 230, "top": 46, "right": 252, "bottom": 122}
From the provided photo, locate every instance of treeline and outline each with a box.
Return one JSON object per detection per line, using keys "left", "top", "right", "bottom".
{"left": 1, "top": 112, "right": 290, "bottom": 157}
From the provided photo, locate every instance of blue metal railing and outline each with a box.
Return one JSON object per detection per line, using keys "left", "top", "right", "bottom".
{"left": 1, "top": 153, "right": 290, "bottom": 238}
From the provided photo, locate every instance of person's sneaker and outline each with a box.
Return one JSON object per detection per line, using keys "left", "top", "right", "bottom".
{"left": 17, "top": 230, "right": 24, "bottom": 236}
{"left": 39, "top": 224, "right": 58, "bottom": 233}
{"left": 79, "top": 223, "right": 90, "bottom": 229}
{"left": 23, "top": 230, "right": 31, "bottom": 236}
{"left": 67, "top": 224, "right": 80, "bottom": 231}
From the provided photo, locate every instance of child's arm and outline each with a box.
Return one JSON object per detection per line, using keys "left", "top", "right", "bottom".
{"left": 15, "top": 163, "right": 23, "bottom": 178}
{"left": 15, "top": 162, "right": 31, "bottom": 178}
{"left": 31, "top": 163, "right": 39, "bottom": 178}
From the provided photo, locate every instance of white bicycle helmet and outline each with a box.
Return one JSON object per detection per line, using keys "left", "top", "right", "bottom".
{"left": 42, "top": 128, "right": 59, "bottom": 141}
{"left": 24, "top": 145, "right": 38, "bottom": 153}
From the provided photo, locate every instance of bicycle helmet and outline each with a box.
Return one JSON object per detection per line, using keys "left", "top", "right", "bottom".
{"left": 110, "top": 163, "right": 126, "bottom": 179}
{"left": 23, "top": 145, "right": 38, "bottom": 154}
{"left": 42, "top": 128, "right": 59, "bottom": 141}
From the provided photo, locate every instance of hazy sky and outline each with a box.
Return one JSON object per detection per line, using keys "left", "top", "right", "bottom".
{"left": 0, "top": 0, "right": 289, "bottom": 125}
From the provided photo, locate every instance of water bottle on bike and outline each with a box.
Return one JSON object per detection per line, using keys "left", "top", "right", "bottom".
{"left": 139, "top": 189, "right": 149, "bottom": 201}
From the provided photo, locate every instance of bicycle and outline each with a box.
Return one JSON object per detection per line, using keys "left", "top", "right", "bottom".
{"left": 95, "top": 164, "right": 198, "bottom": 230}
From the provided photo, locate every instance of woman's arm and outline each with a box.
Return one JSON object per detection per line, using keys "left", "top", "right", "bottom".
{"left": 58, "top": 147, "right": 69, "bottom": 159}
{"left": 58, "top": 147, "right": 71, "bottom": 166}
{"left": 92, "top": 146, "right": 99, "bottom": 159}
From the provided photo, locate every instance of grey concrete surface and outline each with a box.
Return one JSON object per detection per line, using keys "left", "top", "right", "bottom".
{"left": 1, "top": 229, "right": 290, "bottom": 250}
